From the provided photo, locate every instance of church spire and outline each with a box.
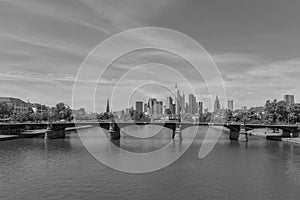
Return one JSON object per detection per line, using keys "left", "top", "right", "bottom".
{"left": 106, "top": 98, "right": 110, "bottom": 113}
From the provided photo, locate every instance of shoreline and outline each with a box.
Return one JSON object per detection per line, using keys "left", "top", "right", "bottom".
{"left": 248, "top": 128, "right": 300, "bottom": 144}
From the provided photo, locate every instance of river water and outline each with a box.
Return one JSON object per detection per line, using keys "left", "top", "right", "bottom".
{"left": 1, "top": 126, "right": 300, "bottom": 200}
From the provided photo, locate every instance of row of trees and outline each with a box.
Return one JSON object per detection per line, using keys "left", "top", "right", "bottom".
{"left": 96, "top": 110, "right": 151, "bottom": 122}
{"left": 224, "top": 99, "right": 300, "bottom": 124}
{"left": 0, "top": 102, "right": 73, "bottom": 123}
{"left": 264, "top": 99, "right": 300, "bottom": 124}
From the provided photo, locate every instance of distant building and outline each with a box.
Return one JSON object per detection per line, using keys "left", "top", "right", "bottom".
{"left": 144, "top": 103, "right": 148, "bottom": 113}
{"left": 198, "top": 102, "right": 203, "bottom": 115}
{"left": 106, "top": 98, "right": 110, "bottom": 112}
{"left": 188, "top": 94, "right": 197, "bottom": 114}
{"left": 182, "top": 92, "right": 186, "bottom": 114}
{"left": 0, "top": 97, "right": 28, "bottom": 114}
{"left": 242, "top": 106, "right": 247, "bottom": 111}
{"left": 228, "top": 100, "right": 234, "bottom": 111}
{"left": 214, "top": 96, "right": 220, "bottom": 113}
{"left": 135, "top": 101, "right": 143, "bottom": 113}
{"left": 204, "top": 107, "right": 209, "bottom": 114}
{"left": 148, "top": 98, "right": 157, "bottom": 115}
{"left": 284, "top": 95, "right": 295, "bottom": 107}
{"left": 157, "top": 101, "right": 163, "bottom": 115}
{"left": 125, "top": 108, "right": 131, "bottom": 114}
{"left": 171, "top": 104, "right": 176, "bottom": 115}
{"left": 166, "top": 97, "right": 173, "bottom": 110}
{"left": 185, "top": 103, "right": 188, "bottom": 114}
{"left": 31, "top": 103, "right": 49, "bottom": 115}
{"left": 113, "top": 110, "right": 124, "bottom": 118}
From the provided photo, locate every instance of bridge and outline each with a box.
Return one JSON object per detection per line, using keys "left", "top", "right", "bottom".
{"left": 0, "top": 121, "right": 299, "bottom": 141}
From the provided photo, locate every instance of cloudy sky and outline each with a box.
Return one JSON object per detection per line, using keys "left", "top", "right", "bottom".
{"left": 1, "top": 0, "right": 300, "bottom": 111}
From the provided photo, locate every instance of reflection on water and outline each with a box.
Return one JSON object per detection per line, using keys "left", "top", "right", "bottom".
{"left": 0, "top": 127, "right": 300, "bottom": 200}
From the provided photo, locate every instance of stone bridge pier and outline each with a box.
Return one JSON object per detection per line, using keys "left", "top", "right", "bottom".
{"left": 100, "top": 121, "right": 186, "bottom": 141}
{"left": 44, "top": 123, "right": 71, "bottom": 140}
{"left": 225, "top": 124, "right": 248, "bottom": 141}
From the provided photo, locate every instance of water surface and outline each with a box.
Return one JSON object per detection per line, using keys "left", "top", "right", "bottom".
{"left": 1, "top": 126, "right": 300, "bottom": 200}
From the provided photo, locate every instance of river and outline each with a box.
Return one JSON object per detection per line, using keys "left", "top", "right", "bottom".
{"left": 1, "top": 126, "right": 300, "bottom": 200}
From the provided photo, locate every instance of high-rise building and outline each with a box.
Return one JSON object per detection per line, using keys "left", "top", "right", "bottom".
{"left": 284, "top": 95, "right": 295, "bottom": 107}
{"left": 171, "top": 104, "right": 176, "bottom": 115}
{"left": 214, "top": 96, "right": 220, "bottom": 113}
{"left": 148, "top": 98, "right": 157, "bottom": 115}
{"left": 228, "top": 100, "right": 234, "bottom": 111}
{"left": 182, "top": 92, "right": 185, "bottom": 114}
{"left": 166, "top": 97, "right": 173, "bottom": 109}
{"left": 198, "top": 102, "right": 203, "bottom": 115}
{"left": 185, "top": 103, "right": 188, "bottom": 114}
{"left": 144, "top": 103, "right": 148, "bottom": 113}
{"left": 188, "top": 94, "right": 193, "bottom": 114}
{"left": 193, "top": 95, "right": 197, "bottom": 114}
{"left": 135, "top": 101, "right": 143, "bottom": 113}
{"left": 157, "top": 101, "right": 163, "bottom": 115}
{"left": 174, "top": 83, "right": 180, "bottom": 115}
{"left": 188, "top": 94, "right": 197, "bottom": 114}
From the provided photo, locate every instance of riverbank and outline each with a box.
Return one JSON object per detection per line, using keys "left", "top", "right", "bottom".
{"left": 0, "top": 125, "right": 94, "bottom": 141}
{"left": 0, "top": 135, "right": 19, "bottom": 141}
{"left": 248, "top": 128, "right": 300, "bottom": 144}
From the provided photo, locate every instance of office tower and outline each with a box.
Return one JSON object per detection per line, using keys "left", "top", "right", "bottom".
{"left": 228, "top": 100, "right": 234, "bottom": 111}
{"left": 157, "top": 101, "right": 163, "bottom": 115}
{"left": 171, "top": 104, "right": 176, "bottom": 115}
{"left": 284, "top": 95, "right": 295, "bottom": 107}
{"left": 182, "top": 92, "right": 185, "bottom": 114}
{"left": 192, "top": 95, "right": 197, "bottom": 114}
{"left": 198, "top": 102, "right": 203, "bottom": 115}
{"left": 166, "top": 97, "right": 173, "bottom": 109}
{"left": 174, "top": 83, "right": 179, "bottom": 115}
{"left": 135, "top": 101, "right": 143, "bottom": 113}
{"left": 185, "top": 103, "right": 188, "bottom": 114}
{"left": 188, "top": 94, "right": 193, "bottom": 114}
{"left": 188, "top": 94, "right": 197, "bottom": 114}
{"left": 148, "top": 98, "right": 157, "bottom": 115}
{"left": 214, "top": 96, "right": 220, "bottom": 113}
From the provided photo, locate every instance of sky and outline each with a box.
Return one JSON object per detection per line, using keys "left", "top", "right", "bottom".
{"left": 1, "top": 0, "right": 300, "bottom": 112}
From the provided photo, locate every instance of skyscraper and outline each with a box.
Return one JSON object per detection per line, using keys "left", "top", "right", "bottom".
{"left": 188, "top": 94, "right": 193, "bottom": 114}
{"left": 148, "top": 98, "right": 157, "bottom": 115}
{"left": 135, "top": 101, "right": 143, "bottom": 113}
{"left": 214, "top": 96, "right": 220, "bottom": 113}
{"left": 182, "top": 92, "right": 185, "bottom": 114}
{"left": 166, "top": 97, "right": 173, "bottom": 109}
{"left": 228, "top": 100, "right": 234, "bottom": 111}
{"left": 284, "top": 95, "right": 295, "bottom": 107}
{"left": 157, "top": 101, "right": 163, "bottom": 115}
{"left": 188, "top": 94, "right": 197, "bottom": 114}
{"left": 198, "top": 102, "right": 203, "bottom": 115}
{"left": 174, "top": 83, "right": 180, "bottom": 115}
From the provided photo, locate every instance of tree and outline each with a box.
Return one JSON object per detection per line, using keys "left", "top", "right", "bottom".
{"left": 0, "top": 102, "right": 12, "bottom": 119}
{"left": 97, "top": 112, "right": 114, "bottom": 121}
{"left": 54, "top": 103, "right": 73, "bottom": 121}
{"left": 265, "top": 99, "right": 278, "bottom": 124}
